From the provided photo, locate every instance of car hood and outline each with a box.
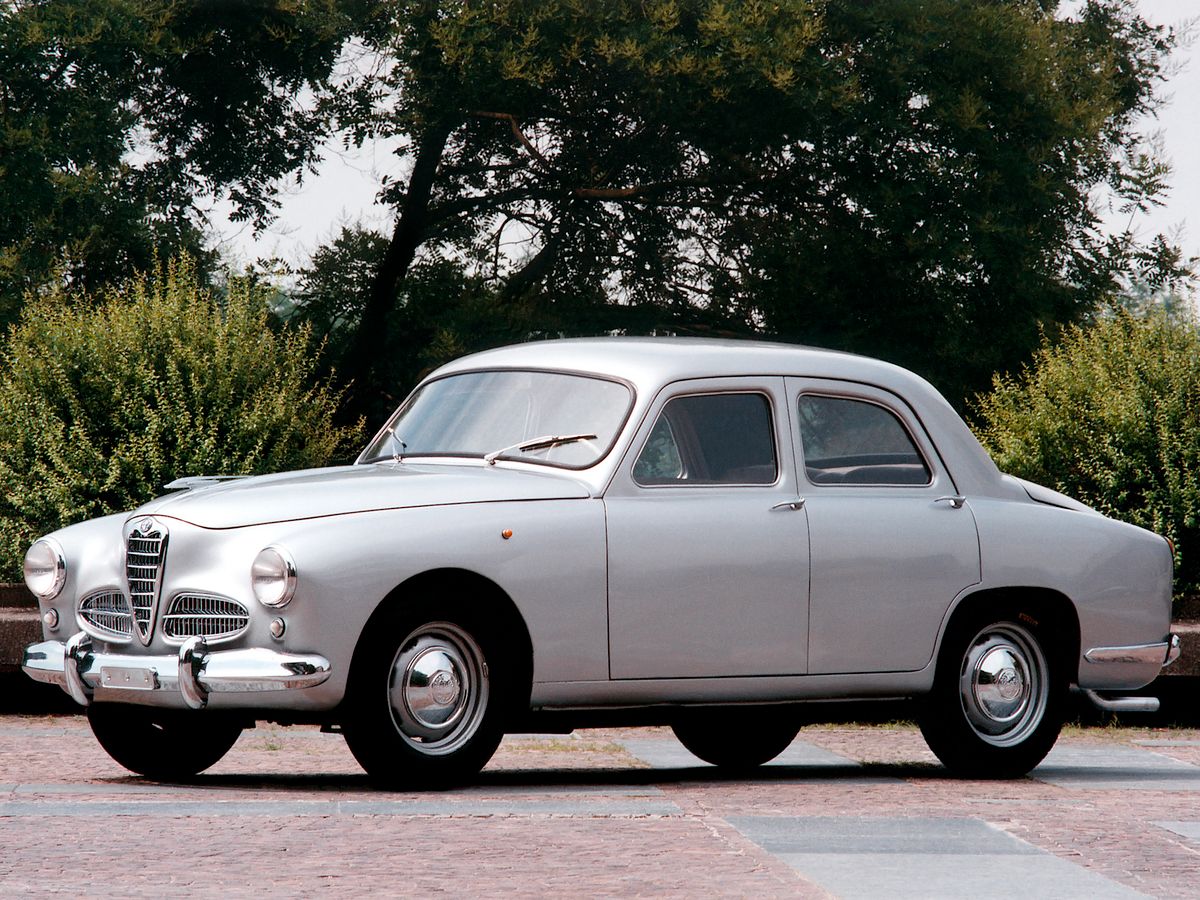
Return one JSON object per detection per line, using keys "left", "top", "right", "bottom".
{"left": 131, "top": 463, "right": 593, "bottom": 529}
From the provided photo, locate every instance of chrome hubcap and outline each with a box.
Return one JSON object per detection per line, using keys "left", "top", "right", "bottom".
{"left": 959, "top": 623, "right": 1048, "bottom": 748}
{"left": 404, "top": 644, "right": 465, "bottom": 730}
{"left": 387, "top": 623, "right": 488, "bottom": 756}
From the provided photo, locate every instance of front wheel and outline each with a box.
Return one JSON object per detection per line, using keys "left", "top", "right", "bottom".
{"left": 342, "top": 612, "right": 506, "bottom": 788}
{"left": 919, "top": 610, "right": 1065, "bottom": 778}
{"left": 672, "top": 708, "right": 801, "bottom": 769}
{"left": 87, "top": 704, "right": 244, "bottom": 780}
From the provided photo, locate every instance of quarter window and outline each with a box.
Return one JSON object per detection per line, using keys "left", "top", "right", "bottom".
{"left": 797, "top": 395, "right": 931, "bottom": 485}
{"left": 634, "top": 393, "right": 777, "bottom": 485}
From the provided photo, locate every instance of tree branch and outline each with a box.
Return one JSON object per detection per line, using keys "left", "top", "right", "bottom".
{"left": 471, "top": 110, "right": 553, "bottom": 169}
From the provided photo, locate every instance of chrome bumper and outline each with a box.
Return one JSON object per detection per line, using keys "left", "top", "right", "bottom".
{"left": 22, "top": 632, "right": 332, "bottom": 710}
{"left": 1083, "top": 634, "right": 1181, "bottom": 669}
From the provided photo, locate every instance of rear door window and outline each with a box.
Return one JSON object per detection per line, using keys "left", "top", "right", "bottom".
{"left": 797, "top": 394, "right": 931, "bottom": 486}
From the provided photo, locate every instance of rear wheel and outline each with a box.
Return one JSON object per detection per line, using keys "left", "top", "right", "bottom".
{"left": 672, "top": 708, "right": 801, "bottom": 769}
{"left": 87, "top": 704, "right": 243, "bottom": 780}
{"left": 342, "top": 608, "right": 508, "bottom": 788}
{"left": 919, "top": 608, "right": 1065, "bottom": 778}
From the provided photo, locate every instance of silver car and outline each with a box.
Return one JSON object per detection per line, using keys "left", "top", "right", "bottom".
{"left": 22, "top": 338, "right": 1179, "bottom": 783}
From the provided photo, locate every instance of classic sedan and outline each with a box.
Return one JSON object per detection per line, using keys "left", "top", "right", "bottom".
{"left": 22, "top": 338, "right": 1179, "bottom": 783}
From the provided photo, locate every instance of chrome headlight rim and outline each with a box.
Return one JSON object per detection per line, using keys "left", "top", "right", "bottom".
{"left": 252, "top": 545, "right": 297, "bottom": 608}
{"left": 24, "top": 537, "right": 66, "bottom": 601}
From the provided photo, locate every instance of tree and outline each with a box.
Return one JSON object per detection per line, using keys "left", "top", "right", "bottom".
{"left": 294, "top": 224, "right": 391, "bottom": 339}
{"left": 0, "top": 0, "right": 361, "bottom": 323}
{"left": 0, "top": 257, "right": 362, "bottom": 580}
{"left": 311, "top": 0, "right": 1188, "bottom": 417}
{"left": 13, "top": 2, "right": 1181, "bottom": 417}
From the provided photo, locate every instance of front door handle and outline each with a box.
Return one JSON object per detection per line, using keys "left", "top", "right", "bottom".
{"left": 771, "top": 499, "right": 806, "bottom": 512}
{"left": 935, "top": 495, "right": 967, "bottom": 509}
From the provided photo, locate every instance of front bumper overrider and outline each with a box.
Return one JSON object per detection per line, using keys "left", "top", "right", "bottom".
{"left": 22, "top": 632, "right": 331, "bottom": 710}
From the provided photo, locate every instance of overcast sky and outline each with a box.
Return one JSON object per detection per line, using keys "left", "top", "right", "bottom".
{"left": 1109, "top": 0, "right": 1199, "bottom": 283}
{"left": 206, "top": 1, "right": 1200, "bottom": 290}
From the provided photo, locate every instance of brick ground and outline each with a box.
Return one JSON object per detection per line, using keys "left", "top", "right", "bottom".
{"left": 2, "top": 715, "right": 1199, "bottom": 897}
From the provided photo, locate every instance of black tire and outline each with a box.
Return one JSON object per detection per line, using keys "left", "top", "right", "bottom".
{"left": 342, "top": 607, "right": 508, "bottom": 788}
{"left": 919, "top": 607, "right": 1066, "bottom": 778}
{"left": 87, "top": 704, "right": 244, "bottom": 780}
{"left": 672, "top": 708, "right": 801, "bottom": 769}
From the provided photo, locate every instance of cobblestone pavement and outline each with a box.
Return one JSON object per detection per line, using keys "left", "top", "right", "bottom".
{"left": 3, "top": 715, "right": 1200, "bottom": 897}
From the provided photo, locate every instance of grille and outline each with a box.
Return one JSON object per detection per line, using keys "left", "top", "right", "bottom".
{"left": 162, "top": 593, "right": 250, "bottom": 641}
{"left": 126, "top": 522, "right": 167, "bottom": 643}
{"left": 78, "top": 590, "right": 133, "bottom": 639}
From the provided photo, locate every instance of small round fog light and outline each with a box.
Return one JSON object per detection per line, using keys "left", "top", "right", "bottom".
{"left": 43, "top": 609, "right": 59, "bottom": 631}
{"left": 269, "top": 617, "right": 286, "bottom": 640}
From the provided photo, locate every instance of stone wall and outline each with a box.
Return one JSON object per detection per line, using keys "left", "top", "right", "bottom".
{"left": 0, "top": 583, "right": 38, "bottom": 673}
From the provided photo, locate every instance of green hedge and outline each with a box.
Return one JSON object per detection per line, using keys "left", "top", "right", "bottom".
{"left": 0, "top": 258, "right": 362, "bottom": 581}
{"left": 975, "top": 309, "right": 1200, "bottom": 596}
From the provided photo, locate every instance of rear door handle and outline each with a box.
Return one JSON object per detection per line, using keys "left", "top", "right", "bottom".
{"left": 935, "top": 495, "right": 967, "bottom": 509}
{"left": 771, "top": 499, "right": 806, "bottom": 512}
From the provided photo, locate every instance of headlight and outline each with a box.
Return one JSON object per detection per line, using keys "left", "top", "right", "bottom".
{"left": 252, "top": 546, "right": 296, "bottom": 608}
{"left": 24, "top": 538, "right": 66, "bottom": 601}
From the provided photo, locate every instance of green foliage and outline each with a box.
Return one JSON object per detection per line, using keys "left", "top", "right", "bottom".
{"left": 0, "top": 258, "right": 363, "bottom": 580}
{"left": 0, "top": 0, "right": 361, "bottom": 323}
{"left": 329, "top": 0, "right": 1191, "bottom": 412}
{"left": 7, "top": 0, "right": 1190, "bottom": 419}
{"left": 975, "top": 309, "right": 1200, "bottom": 594}
{"left": 295, "top": 225, "right": 392, "bottom": 338}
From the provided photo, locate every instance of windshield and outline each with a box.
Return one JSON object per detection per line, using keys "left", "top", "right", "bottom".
{"left": 359, "top": 369, "right": 633, "bottom": 469}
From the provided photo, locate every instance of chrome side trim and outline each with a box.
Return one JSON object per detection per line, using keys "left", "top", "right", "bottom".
{"left": 1083, "top": 637, "right": 1178, "bottom": 668}
{"left": 21, "top": 633, "right": 331, "bottom": 706}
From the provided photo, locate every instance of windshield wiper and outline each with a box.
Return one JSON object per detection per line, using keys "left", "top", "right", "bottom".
{"left": 362, "top": 428, "right": 407, "bottom": 465}
{"left": 484, "top": 433, "right": 597, "bottom": 466}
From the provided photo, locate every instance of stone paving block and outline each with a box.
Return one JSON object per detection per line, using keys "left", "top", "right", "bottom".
{"left": 772, "top": 852, "right": 1145, "bottom": 899}
{"left": 1033, "top": 745, "right": 1200, "bottom": 791}
{"left": 617, "top": 736, "right": 900, "bottom": 782}
{"left": 726, "top": 815, "right": 1035, "bottom": 855}
{"left": 729, "top": 816, "right": 1147, "bottom": 899}
{"left": 1155, "top": 821, "right": 1200, "bottom": 842}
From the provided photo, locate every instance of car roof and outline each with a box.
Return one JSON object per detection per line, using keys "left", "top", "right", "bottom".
{"left": 435, "top": 336, "right": 903, "bottom": 389}
{"left": 429, "top": 337, "right": 1010, "bottom": 497}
